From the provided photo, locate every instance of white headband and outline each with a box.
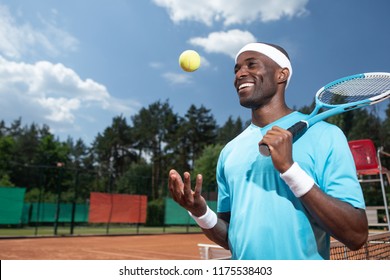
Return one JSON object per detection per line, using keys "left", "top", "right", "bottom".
{"left": 235, "top": 42, "right": 293, "bottom": 87}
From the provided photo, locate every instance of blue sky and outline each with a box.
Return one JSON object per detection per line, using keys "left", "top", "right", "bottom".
{"left": 0, "top": 0, "right": 389, "bottom": 145}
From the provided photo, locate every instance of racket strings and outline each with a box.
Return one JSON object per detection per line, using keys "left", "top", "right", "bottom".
{"left": 318, "top": 76, "right": 390, "bottom": 105}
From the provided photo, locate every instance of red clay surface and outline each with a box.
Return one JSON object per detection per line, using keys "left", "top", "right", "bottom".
{"left": 0, "top": 233, "right": 213, "bottom": 260}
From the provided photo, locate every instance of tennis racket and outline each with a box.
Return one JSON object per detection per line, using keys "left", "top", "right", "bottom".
{"left": 259, "top": 72, "right": 390, "bottom": 156}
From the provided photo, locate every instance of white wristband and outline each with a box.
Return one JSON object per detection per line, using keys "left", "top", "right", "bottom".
{"left": 280, "top": 162, "right": 314, "bottom": 197}
{"left": 188, "top": 206, "right": 218, "bottom": 229}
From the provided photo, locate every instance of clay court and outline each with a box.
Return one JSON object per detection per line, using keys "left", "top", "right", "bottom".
{"left": 0, "top": 233, "right": 212, "bottom": 260}
{"left": 1, "top": 231, "right": 389, "bottom": 260}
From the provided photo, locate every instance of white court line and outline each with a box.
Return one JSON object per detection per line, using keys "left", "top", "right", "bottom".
{"left": 82, "top": 248, "right": 199, "bottom": 260}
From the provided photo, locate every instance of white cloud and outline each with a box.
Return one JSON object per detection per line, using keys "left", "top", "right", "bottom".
{"left": 189, "top": 29, "right": 257, "bottom": 59}
{"left": 36, "top": 97, "right": 80, "bottom": 123}
{"left": 149, "top": 62, "right": 164, "bottom": 69}
{"left": 0, "top": 4, "right": 78, "bottom": 60}
{"left": 153, "top": 0, "right": 309, "bottom": 26}
{"left": 200, "top": 55, "right": 210, "bottom": 68}
{"left": 0, "top": 56, "right": 140, "bottom": 138}
{"left": 162, "top": 72, "right": 194, "bottom": 85}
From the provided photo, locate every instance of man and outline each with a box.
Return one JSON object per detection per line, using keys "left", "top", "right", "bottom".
{"left": 168, "top": 42, "right": 368, "bottom": 259}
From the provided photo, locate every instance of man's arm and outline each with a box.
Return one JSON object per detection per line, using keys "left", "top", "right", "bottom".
{"left": 300, "top": 185, "right": 368, "bottom": 250}
{"left": 168, "top": 170, "right": 230, "bottom": 250}
{"left": 260, "top": 126, "right": 368, "bottom": 250}
{"left": 201, "top": 212, "right": 230, "bottom": 250}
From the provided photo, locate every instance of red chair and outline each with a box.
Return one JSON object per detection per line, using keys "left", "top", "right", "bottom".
{"left": 348, "top": 139, "right": 390, "bottom": 230}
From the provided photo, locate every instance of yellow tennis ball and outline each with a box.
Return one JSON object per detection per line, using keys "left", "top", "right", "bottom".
{"left": 179, "top": 50, "right": 201, "bottom": 72}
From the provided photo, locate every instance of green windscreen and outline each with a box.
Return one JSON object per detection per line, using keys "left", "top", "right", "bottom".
{"left": 164, "top": 197, "right": 217, "bottom": 225}
{"left": 28, "top": 202, "right": 89, "bottom": 223}
{"left": 0, "top": 187, "right": 26, "bottom": 224}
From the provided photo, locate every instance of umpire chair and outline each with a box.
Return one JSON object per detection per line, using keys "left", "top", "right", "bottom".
{"left": 348, "top": 139, "right": 390, "bottom": 230}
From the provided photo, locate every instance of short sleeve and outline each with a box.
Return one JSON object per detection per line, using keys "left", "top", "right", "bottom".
{"left": 216, "top": 149, "right": 231, "bottom": 213}
{"left": 315, "top": 125, "right": 365, "bottom": 209}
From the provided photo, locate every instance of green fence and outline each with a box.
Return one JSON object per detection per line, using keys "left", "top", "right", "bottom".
{"left": 0, "top": 187, "right": 26, "bottom": 224}
{"left": 23, "top": 202, "right": 89, "bottom": 223}
{"left": 164, "top": 198, "right": 217, "bottom": 225}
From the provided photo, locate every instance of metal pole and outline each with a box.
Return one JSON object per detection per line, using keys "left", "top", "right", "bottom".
{"left": 378, "top": 148, "right": 390, "bottom": 230}
{"left": 35, "top": 169, "right": 44, "bottom": 236}
{"left": 54, "top": 162, "right": 64, "bottom": 236}
{"left": 106, "top": 156, "right": 115, "bottom": 235}
{"left": 70, "top": 170, "right": 79, "bottom": 235}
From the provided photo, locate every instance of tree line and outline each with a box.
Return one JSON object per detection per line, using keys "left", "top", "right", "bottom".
{"left": 1, "top": 99, "right": 389, "bottom": 206}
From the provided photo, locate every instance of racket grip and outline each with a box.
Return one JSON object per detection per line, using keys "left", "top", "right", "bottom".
{"left": 288, "top": 121, "right": 308, "bottom": 140}
{"left": 259, "top": 121, "right": 308, "bottom": 157}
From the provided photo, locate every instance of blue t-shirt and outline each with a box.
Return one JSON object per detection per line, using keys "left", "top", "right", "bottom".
{"left": 217, "top": 111, "right": 365, "bottom": 260}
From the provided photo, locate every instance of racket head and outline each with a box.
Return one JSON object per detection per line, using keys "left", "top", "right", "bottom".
{"left": 314, "top": 72, "right": 390, "bottom": 108}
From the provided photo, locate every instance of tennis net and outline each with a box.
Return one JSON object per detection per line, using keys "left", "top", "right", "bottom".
{"left": 330, "top": 231, "right": 390, "bottom": 260}
{"left": 198, "top": 231, "right": 390, "bottom": 260}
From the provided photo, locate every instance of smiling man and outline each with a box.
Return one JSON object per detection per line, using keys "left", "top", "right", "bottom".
{"left": 168, "top": 42, "right": 368, "bottom": 260}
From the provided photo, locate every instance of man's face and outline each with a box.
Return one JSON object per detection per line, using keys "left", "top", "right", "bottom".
{"left": 234, "top": 51, "right": 279, "bottom": 109}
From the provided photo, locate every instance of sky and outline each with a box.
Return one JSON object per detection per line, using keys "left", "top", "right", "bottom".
{"left": 0, "top": 0, "right": 389, "bottom": 145}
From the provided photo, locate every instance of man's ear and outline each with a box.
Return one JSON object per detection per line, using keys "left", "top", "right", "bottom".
{"left": 278, "top": 68, "right": 290, "bottom": 84}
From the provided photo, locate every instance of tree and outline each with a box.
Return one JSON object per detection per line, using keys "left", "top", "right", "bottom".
{"left": 131, "top": 100, "right": 178, "bottom": 199}
{"left": 92, "top": 115, "right": 136, "bottom": 193}
{"left": 327, "top": 108, "right": 382, "bottom": 144}
{"left": 348, "top": 110, "right": 381, "bottom": 143}
{"left": 67, "top": 137, "right": 88, "bottom": 168}
{"left": 0, "top": 174, "right": 13, "bottom": 187}
{"left": 115, "top": 162, "right": 152, "bottom": 195}
{"left": 379, "top": 102, "right": 390, "bottom": 168}
{"left": 217, "top": 116, "right": 245, "bottom": 144}
{"left": 381, "top": 102, "right": 390, "bottom": 149}
{"left": 17, "top": 132, "right": 71, "bottom": 204}
{"left": 181, "top": 104, "right": 217, "bottom": 169}
{"left": 164, "top": 115, "right": 191, "bottom": 172}
{"left": 0, "top": 136, "right": 15, "bottom": 186}
{"left": 326, "top": 110, "right": 355, "bottom": 137}
{"left": 193, "top": 143, "right": 224, "bottom": 195}
{"left": 297, "top": 100, "right": 315, "bottom": 115}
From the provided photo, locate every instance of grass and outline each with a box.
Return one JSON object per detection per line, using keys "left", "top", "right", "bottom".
{"left": 0, "top": 225, "right": 203, "bottom": 237}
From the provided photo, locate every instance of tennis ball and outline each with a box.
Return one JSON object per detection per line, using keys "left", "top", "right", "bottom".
{"left": 179, "top": 50, "right": 201, "bottom": 72}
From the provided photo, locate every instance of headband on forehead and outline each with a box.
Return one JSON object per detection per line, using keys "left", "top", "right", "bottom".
{"left": 235, "top": 42, "right": 293, "bottom": 87}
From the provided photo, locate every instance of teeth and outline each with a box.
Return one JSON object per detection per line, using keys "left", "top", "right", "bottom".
{"left": 239, "top": 83, "right": 254, "bottom": 90}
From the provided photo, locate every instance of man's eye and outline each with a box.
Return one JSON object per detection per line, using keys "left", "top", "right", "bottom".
{"left": 248, "top": 62, "right": 256, "bottom": 68}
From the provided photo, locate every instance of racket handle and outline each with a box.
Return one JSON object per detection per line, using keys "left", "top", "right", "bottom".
{"left": 288, "top": 121, "right": 309, "bottom": 139}
{"left": 259, "top": 121, "right": 308, "bottom": 156}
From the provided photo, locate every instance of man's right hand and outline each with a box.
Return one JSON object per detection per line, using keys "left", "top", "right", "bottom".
{"left": 168, "top": 169, "right": 207, "bottom": 217}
